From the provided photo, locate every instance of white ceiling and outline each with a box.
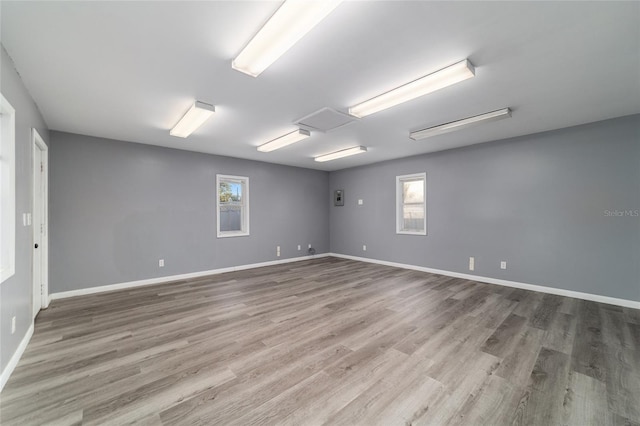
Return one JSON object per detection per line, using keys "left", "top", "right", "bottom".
{"left": 2, "top": 1, "right": 639, "bottom": 171}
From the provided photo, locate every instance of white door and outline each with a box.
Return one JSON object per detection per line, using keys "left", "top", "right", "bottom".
{"left": 32, "top": 130, "right": 48, "bottom": 318}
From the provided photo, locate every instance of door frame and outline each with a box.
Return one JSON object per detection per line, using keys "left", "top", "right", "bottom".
{"left": 32, "top": 128, "right": 49, "bottom": 315}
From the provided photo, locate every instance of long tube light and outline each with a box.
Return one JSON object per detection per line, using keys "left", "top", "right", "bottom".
{"left": 257, "top": 129, "right": 311, "bottom": 152}
{"left": 349, "top": 59, "right": 475, "bottom": 118}
{"left": 232, "top": 0, "right": 343, "bottom": 77}
{"left": 410, "top": 108, "right": 512, "bottom": 140}
{"left": 170, "top": 101, "right": 215, "bottom": 138}
{"left": 314, "top": 146, "right": 367, "bottom": 162}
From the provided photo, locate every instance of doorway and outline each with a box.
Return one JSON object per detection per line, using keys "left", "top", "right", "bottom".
{"left": 32, "top": 129, "right": 49, "bottom": 318}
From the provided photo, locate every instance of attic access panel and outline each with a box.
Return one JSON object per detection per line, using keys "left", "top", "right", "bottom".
{"left": 295, "top": 107, "right": 357, "bottom": 132}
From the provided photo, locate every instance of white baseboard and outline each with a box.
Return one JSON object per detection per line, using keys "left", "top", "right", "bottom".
{"left": 1, "top": 322, "right": 34, "bottom": 392}
{"left": 329, "top": 253, "right": 640, "bottom": 309}
{"left": 50, "top": 253, "right": 330, "bottom": 301}
{"left": 46, "top": 251, "right": 640, "bottom": 308}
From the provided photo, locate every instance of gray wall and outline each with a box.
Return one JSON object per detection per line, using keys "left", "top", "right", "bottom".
{"left": 330, "top": 115, "right": 640, "bottom": 302}
{"left": 0, "top": 46, "right": 50, "bottom": 373}
{"left": 49, "top": 132, "right": 329, "bottom": 293}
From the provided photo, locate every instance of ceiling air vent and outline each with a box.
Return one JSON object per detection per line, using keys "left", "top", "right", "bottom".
{"left": 294, "top": 107, "right": 357, "bottom": 133}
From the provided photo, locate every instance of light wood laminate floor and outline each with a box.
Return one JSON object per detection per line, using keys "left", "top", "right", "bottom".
{"left": 1, "top": 257, "right": 639, "bottom": 425}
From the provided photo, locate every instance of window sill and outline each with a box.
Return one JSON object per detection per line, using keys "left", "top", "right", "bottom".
{"left": 217, "top": 231, "right": 250, "bottom": 238}
{"left": 396, "top": 231, "right": 427, "bottom": 236}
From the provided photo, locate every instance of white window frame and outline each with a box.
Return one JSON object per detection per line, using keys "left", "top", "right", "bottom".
{"left": 1, "top": 93, "right": 16, "bottom": 283}
{"left": 396, "top": 172, "right": 427, "bottom": 236}
{"left": 216, "top": 174, "right": 250, "bottom": 238}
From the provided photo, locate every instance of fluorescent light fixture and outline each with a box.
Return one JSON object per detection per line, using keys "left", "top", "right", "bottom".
{"left": 349, "top": 59, "right": 475, "bottom": 118}
{"left": 410, "top": 108, "right": 512, "bottom": 140}
{"left": 314, "top": 146, "right": 367, "bottom": 162}
{"left": 170, "top": 101, "right": 215, "bottom": 138}
{"left": 257, "top": 128, "right": 311, "bottom": 152}
{"left": 232, "top": 0, "right": 343, "bottom": 77}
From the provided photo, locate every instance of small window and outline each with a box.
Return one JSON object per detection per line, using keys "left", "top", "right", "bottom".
{"left": 1, "top": 93, "right": 16, "bottom": 283}
{"left": 217, "top": 174, "right": 249, "bottom": 238}
{"left": 396, "top": 172, "right": 426, "bottom": 235}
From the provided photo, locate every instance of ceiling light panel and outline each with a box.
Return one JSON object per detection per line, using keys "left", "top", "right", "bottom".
{"left": 232, "top": 0, "right": 343, "bottom": 77}
{"left": 349, "top": 59, "right": 475, "bottom": 118}
{"left": 170, "top": 101, "right": 215, "bottom": 138}
{"left": 257, "top": 128, "right": 311, "bottom": 152}
{"left": 314, "top": 146, "right": 367, "bottom": 162}
{"left": 410, "top": 108, "right": 512, "bottom": 140}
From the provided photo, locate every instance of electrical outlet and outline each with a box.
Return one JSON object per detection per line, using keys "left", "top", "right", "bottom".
{"left": 308, "top": 244, "right": 311, "bottom": 249}
{"left": 500, "top": 261, "right": 507, "bottom": 270}
{"left": 297, "top": 245, "right": 301, "bottom": 251}
{"left": 276, "top": 246, "right": 281, "bottom": 257}
{"left": 159, "top": 259, "right": 164, "bottom": 267}
{"left": 363, "top": 245, "right": 367, "bottom": 251}
{"left": 11, "top": 316, "right": 16, "bottom": 334}
{"left": 358, "top": 199, "right": 363, "bottom": 205}
{"left": 469, "top": 257, "right": 475, "bottom": 271}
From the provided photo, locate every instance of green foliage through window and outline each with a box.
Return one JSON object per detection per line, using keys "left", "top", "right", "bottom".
{"left": 219, "top": 181, "right": 242, "bottom": 203}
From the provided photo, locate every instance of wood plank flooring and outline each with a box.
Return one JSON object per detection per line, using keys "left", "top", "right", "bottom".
{"left": 1, "top": 257, "right": 639, "bottom": 425}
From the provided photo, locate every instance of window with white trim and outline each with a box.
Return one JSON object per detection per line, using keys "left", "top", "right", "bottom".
{"left": 396, "top": 172, "right": 426, "bottom": 235}
{"left": 1, "top": 93, "right": 16, "bottom": 283}
{"left": 217, "top": 174, "right": 249, "bottom": 238}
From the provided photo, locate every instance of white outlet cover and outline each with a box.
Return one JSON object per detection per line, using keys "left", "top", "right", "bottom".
{"left": 297, "top": 245, "right": 301, "bottom": 250}
{"left": 469, "top": 257, "right": 475, "bottom": 271}
{"left": 500, "top": 261, "right": 507, "bottom": 270}
{"left": 358, "top": 199, "right": 363, "bottom": 205}
{"left": 11, "top": 316, "right": 16, "bottom": 334}
{"left": 363, "top": 245, "right": 367, "bottom": 251}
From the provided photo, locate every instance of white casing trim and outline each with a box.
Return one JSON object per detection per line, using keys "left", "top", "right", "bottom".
{"left": 329, "top": 253, "right": 640, "bottom": 309}
{"left": 1, "top": 322, "right": 34, "bottom": 392}
{"left": 50, "top": 254, "right": 329, "bottom": 300}
{"left": 32, "top": 128, "right": 50, "bottom": 312}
